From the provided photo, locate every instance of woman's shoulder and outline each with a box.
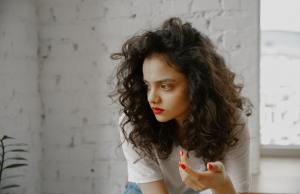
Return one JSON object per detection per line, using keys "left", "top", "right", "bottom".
{"left": 118, "top": 112, "right": 133, "bottom": 128}
{"left": 231, "top": 108, "right": 250, "bottom": 144}
{"left": 118, "top": 112, "right": 133, "bottom": 141}
{"left": 235, "top": 108, "right": 248, "bottom": 122}
{"left": 233, "top": 108, "right": 249, "bottom": 130}
{"left": 118, "top": 112, "right": 126, "bottom": 125}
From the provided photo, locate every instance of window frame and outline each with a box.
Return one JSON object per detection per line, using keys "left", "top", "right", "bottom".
{"left": 261, "top": 145, "right": 300, "bottom": 157}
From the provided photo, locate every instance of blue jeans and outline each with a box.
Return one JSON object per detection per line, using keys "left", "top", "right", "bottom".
{"left": 124, "top": 182, "right": 142, "bottom": 194}
{"left": 123, "top": 182, "right": 204, "bottom": 194}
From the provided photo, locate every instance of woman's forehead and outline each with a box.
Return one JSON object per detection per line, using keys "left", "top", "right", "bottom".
{"left": 142, "top": 55, "right": 184, "bottom": 82}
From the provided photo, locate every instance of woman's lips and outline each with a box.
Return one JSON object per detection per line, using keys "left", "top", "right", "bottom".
{"left": 152, "top": 107, "right": 165, "bottom": 115}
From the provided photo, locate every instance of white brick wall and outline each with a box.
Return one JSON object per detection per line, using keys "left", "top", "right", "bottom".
{"left": 0, "top": 0, "right": 42, "bottom": 194}
{"left": 0, "top": 0, "right": 260, "bottom": 193}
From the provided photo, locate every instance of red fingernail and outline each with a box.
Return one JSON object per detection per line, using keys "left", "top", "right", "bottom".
{"left": 179, "top": 163, "right": 186, "bottom": 170}
{"left": 208, "top": 163, "right": 213, "bottom": 170}
{"left": 179, "top": 150, "right": 183, "bottom": 156}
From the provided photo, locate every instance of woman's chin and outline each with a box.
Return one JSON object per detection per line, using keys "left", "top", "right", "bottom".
{"left": 154, "top": 115, "right": 171, "bottom": 122}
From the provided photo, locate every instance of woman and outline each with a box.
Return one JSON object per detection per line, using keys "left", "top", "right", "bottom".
{"left": 110, "top": 17, "right": 252, "bottom": 194}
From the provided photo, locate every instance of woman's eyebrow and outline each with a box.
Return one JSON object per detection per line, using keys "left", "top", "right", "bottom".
{"left": 143, "top": 79, "right": 176, "bottom": 83}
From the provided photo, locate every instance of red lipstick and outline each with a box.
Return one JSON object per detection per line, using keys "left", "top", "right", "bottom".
{"left": 152, "top": 107, "right": 165, "bottom": 115}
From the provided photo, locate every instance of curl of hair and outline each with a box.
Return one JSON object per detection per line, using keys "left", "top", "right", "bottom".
{"left": 110, "top": 17, "right": 252, "bottom": 165}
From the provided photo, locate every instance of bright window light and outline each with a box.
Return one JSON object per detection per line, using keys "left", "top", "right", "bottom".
{"left": 260, "top": 0, "right": 300, "bottom": 145}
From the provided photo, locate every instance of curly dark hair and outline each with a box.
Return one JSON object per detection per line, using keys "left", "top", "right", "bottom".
{"left": 110, "top": 17, "right": 252, "bottom": 166}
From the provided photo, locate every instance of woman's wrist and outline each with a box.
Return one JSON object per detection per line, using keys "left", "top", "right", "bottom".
{"left": 211, "top": 174, "right": 237, "bottom": 194}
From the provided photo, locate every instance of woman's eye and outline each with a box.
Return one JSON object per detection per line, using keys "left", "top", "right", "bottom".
{"left": 161, "top": 84, "right": 172, "bottom": 90}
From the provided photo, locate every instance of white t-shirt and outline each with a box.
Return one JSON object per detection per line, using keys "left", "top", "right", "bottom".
{"left": 119, "top": 112, "right": 250, "bottom": 194}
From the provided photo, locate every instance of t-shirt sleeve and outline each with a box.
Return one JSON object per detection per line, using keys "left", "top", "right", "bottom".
{"left": 118, "top": 114, "right": 163, "bottom": 183}
{"left": 224, "top": 111, "right": 250, "bottom": 193}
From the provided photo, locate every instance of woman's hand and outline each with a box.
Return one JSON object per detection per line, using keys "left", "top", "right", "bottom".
{"left": 178, "top": 149, "right": 229, "bottom": 192}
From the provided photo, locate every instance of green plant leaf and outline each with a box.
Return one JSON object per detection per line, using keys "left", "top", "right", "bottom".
{"left": 5, "top": 149, "right": 28, "bottom": 153}
{"left": 4, "top": 157, "right": 27, "bottom": 162}
{"left": 0, "top": 135, "right": 28, "bottom": 192}
{"left": 5, "top": 143, "right": 28, "bottom": 147}
{"left": 0, "top": 184, "right": 20, "bottom": 190}
{"left": 3, "top": 163, "right": 28, "bottom": 170}
{"left": 1, "top": 174, "right": 25, "bottom": 181}
{"left": 1, "top": 135, "right": 15, "bottom": 140}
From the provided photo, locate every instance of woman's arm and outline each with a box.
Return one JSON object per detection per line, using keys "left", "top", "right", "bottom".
{"left": 223, "top": 113, "right": 250, "bottom": 193}
{"left": 179, "top": 159, "right": 237, "bottom": 194}
{"left": 139, "top": 179, "right": 169, "bottom": 194}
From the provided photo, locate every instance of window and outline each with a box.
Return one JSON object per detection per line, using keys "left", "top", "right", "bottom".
{"left": 260, "top": 0, "right": 300, "bottom": 156}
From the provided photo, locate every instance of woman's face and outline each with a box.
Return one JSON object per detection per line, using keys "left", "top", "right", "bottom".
{"left": 142, "top": 53, "right": 190, "bottom": 125}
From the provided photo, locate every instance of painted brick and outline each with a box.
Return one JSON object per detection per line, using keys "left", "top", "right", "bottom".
{"left": 0, "top": 1, "right": 41, "bottom": 194}
{"left": 191, "top": 0, "right": 221, "bottom": 12}
{"left": 0, "top": 0, "right": 260, "bottom": 194}
{"left": 223, "top": 0, "right": 241, "bottom": 10}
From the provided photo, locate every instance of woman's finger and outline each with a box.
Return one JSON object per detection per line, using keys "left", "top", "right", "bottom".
{"left": 178, "top": 162, "right": 188, "bottom": 180}
{"left": 179, "top": 162, "right": 199, "bottom": 180}
{"left": 207, "top": 161, "right": 225, "bottom": 173}
{"left": 179, "top": 149, "right": 188, "bottom": 164}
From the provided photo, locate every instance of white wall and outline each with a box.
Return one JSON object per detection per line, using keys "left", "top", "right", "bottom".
{"left": 37, "top": 0, "right": 123, "bottom": 193}
{"left": 0, "top": 0, "right": 42, "bottom": 194}
{"left": 0, "top": 0, "right": 260, "bottom": 194}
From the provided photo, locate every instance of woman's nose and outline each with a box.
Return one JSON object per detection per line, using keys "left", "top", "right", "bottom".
{"left": 147, "top": 89, "right": 161, "bottom": 104}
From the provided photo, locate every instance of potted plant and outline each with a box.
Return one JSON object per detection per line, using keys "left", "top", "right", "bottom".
{"left": 0, "top": 135, "right": 28, "bottom": 194}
